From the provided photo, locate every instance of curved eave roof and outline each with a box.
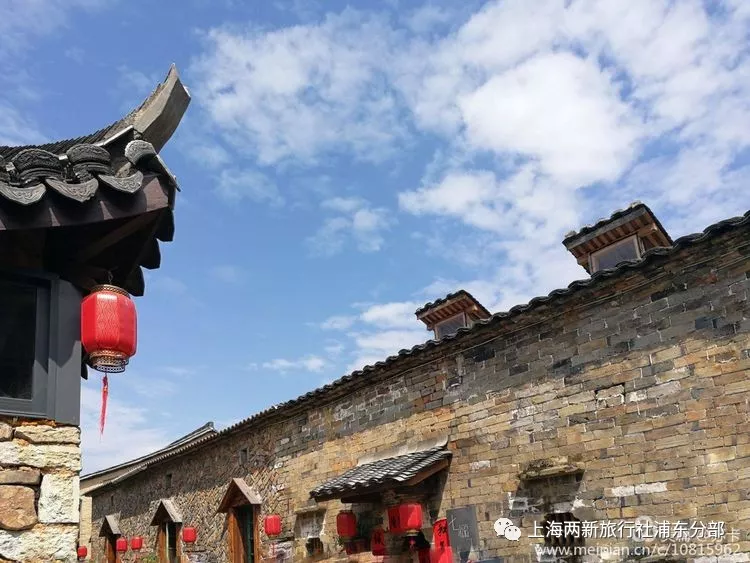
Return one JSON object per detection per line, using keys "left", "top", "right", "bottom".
{"left": 562, "top": 201, "right": 675, "bottom": 247}
{"left": 92, "top": 208, "right": 750, "bottom": 487}
{"left": 0, "top": 64, "right": 190, "bottom": 161}
{"left": 415, "top": 289, "right": 492, "bottom": 318}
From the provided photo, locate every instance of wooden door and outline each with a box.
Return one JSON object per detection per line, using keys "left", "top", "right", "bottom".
{"left": 228, "top": 506, "right": 257, "bottom": 563}
{"left": 104, "top": 535, "right": 118, "bottom": 563}
{"left": 157, "top": 522, "right": 180, "bottom": 563}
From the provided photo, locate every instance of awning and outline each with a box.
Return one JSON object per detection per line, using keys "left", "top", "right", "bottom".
{"left": 99, "top": 514, "right": 121, "bottom": 537}
{"left": 217, "top": 478, "right": 263, "bottom": 513}
{"left": 310, "top": 444, "right": 451, "bottom": 501}
{"left": 150, "top": 498, "right": 183, "bottom": 525}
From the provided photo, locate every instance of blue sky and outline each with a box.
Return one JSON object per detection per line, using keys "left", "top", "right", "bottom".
{"left": 2, "top": 0, "right": 749, "bottom": 472}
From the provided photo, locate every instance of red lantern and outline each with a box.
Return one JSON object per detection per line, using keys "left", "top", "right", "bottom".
{"left": 264, "top": 514, "right": 281, "bottom": 537}
{"left": 182, "top": 526, "right": 197, "bottom": 543}
{"left": 81, "top": 285, "right": 137, "bottom": 373}
{"left": 387, "top": 506, "right": 402, "bottom": 533}
{"left": 371, "top": 526, "right": 386, "bottom": 556}
{"left": 399, "top": 503, "right": 423, "bottom": 536}
{"left": 77, "top": 545, "right": 88, "bottom": 560}
{"left": 115, "top": 537, "right": 128, "bottom": 552}
{"left": 130, "top": 536, "right": 143, "bottom": 551}
{"left": 336, "top": 510, "right": 357, "bottom": 541}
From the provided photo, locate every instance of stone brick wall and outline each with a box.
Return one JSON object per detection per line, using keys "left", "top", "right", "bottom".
{"left": 91, "top": 225, "right": 750, "bottom": 563}
{"left": 0, "top": 417, "right": 81, "bottom": 562}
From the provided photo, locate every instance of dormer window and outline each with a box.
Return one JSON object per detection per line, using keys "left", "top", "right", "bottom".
{"left": 416, "top": 290, "right": 491, "bottom": 340}
{"left": 435, "top": 314, "right": 467, "bottom": 339}
{"left": 589, "top": 235, "right": 642, "bottom": 272}
{"left": 563, "top": 202, "right": 673, "bottom": 276}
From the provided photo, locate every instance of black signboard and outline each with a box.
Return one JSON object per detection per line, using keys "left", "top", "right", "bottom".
{"left": 446, "top": 506, "right": 480, "bottom": 555}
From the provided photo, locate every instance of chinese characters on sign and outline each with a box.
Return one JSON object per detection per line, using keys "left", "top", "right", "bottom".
{"left": 528, "top": 520, "right": 726, "bottom": 541}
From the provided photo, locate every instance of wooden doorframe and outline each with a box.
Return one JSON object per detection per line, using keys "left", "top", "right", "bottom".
{"left": 227, "top": 504, "right": 259, "bottom": 563}
{"left": 156, "top": 521, "right": 182, "bottom": 563}
{"left": 104, "top": 534, "right": 120, "bottom": 563}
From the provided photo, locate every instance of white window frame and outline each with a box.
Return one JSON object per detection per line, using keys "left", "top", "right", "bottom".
{"left": 589, "top": 235, "right": 642, "bottom": 273}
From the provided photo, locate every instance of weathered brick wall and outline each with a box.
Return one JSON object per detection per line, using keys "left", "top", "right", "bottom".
{"left": 91, "top": 225, "right": 750, "bottom": 562}
{"left": 0, "top": 418, "right": 81, "bottom": 562}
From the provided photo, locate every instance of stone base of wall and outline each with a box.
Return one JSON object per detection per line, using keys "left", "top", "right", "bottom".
{"left": 0, "top": 417, "right": 81, "bottom": 562}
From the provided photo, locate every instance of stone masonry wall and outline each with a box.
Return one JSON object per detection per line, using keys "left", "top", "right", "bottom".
{"left": 0, "top": 417, "right": 81, "bottom": 562}
{"left": 91, "top": 225, "right": 750, "bottom": 563}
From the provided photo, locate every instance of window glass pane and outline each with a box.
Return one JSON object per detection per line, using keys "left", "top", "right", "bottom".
{"left": 0, "top": 279, "right": 37, "bottom": 399}
{"left": 593, "top": 239, "right": 639, "bottom": 271}
{"left": 435, "top": 315, "right": 466, "bottom": 339}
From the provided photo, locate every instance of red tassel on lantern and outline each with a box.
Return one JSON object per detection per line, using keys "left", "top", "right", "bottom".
{"left": 182, "top": 526, "right": 197, "bottom": 543}
{"left": 77, "top": 546, "right": 87, "bottom": 560}
{"left": 418, "top": 547, "right": 431, "bottom": 563}
{"left": 336, "top": 511, "right": 357, "bottom": 541}
{"left": 115, "top": 537, "right": 128, "bottom": 552}
{"left": 81, "top": 284, "right": 137, "bottom": 436}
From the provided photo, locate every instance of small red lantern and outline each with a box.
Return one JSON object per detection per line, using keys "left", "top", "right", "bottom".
{"left": 387, "top": 506, "right": 402, "bottom": 533}
{"left": 371, "top": 526, "right": 386, "bottom": 556}
{"left": 81, "top": 285, "right": 137, "bottom": 373}
{"left": 77, "top": 545, "right": 88, "bottom": 560}
{"left": 130, "top": 536, "right": 143, "bottom": 551}
{"left": 264, "top": 514, "right": 281, "bottom": 537}
{"left": 115, "top": 537, "right": 128, "bottom": 552}
{"left": 399, "top": 503, "right": 423, "bottom": 537}
{"left": 182, "top": 526, "right": 197, "bottom": 543}
{"left": 336, "top": 510, "right": 357, "bottom": 541}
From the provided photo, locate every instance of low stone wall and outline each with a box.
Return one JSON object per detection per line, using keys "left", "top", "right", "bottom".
{"left": 0, "top": 417, "right": 81, "bottom": 562}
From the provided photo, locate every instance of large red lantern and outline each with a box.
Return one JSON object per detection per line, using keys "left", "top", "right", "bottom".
{"left": 336, "top": 510, "right": 357, "bottom": 541}
{"left": 182, "top": 526, "right": 197, "bottom": 543}
{"left": 115, "top": 537, "right": 128, "bottom": 552}
{"left": 81, "top": 285, "right": 137, "bottom": 436}
{"left": 81, "top": 285, "right": 137, "bottom": 373}
{"left": 264, "top": 514, "right": 281, "bottom": 537}
{"left": 371, "top": 526, "right": 386, "bottom": 556}
{"left": 77, "top": 546, "right": 87, "bottom": 560}
{"left": 130, "top": 536, "right": 143, "bottom": 551}
{"left": 399, "top": 503, "right": 423, "bottom": 536}
{"left": 387, "top": 506, "right": 402, "bottom": 533}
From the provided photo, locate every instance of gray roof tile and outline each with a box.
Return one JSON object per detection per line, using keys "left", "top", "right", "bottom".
{"left": 310, "top": 446, "right": 451, "bottom": 499}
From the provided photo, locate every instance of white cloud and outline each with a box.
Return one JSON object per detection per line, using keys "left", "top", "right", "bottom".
{"left": 80, "top": 383, "right": 172, "bottom": 474}
{"left": 0, "top": 102, "right": 46, "bottom": 146}
{"left": 257, "top": 355, "right": 327, "bottom": 373}
{"left": 308, "top": 197, "right": 391, "bottom": 256}
{"left": 210, "top": 264, "right": 246, "bottom": 284}
{"left": 320, "top": 315, "right": 357, "bottom": 330}
{"left": 191, "top": 10, "right": 408, "bottom": 166}
{"left": 359, "top": 301, "right": 421, "bottom": 329}
{"left": 215, "top": 169, "right": 283, "bottom": 205}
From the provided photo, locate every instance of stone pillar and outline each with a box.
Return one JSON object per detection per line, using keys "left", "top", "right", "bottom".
{"left": 0, "top": 417, "right": 81, "bottom": 563}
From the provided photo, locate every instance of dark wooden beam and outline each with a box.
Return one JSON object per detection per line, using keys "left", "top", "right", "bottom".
{"left": 124, "top": 211, "right": 165, "bottom": 282}
{"left": 73, "top": 212, "right": 158, "bottom": 263}
{"left": 0, "top": 175, "right": 172, "bottom": 232}
{"left": 404, "top": 459, "right": 451, "bottom": 486}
